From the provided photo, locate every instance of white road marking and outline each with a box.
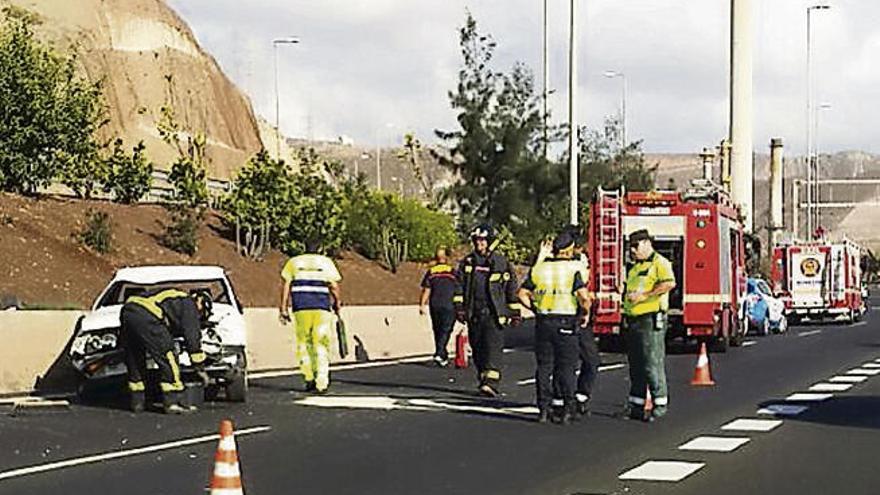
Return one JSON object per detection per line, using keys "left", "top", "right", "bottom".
{"left": 721, "top": 418, "right": 783, "bottom": 432}
{"left": 859, "top": 362, "right": 880, "bottom": 369}
{"left": 829, "top": 375, "right": 868, "bottom": 383}
{"left": 846, "top": 368, "right": 880, "bottom": 376}
{"left": 849, "top": 321, "right": 868, "bottom": 327}
{"left": 0, "top": 425, "right": 271, "bottom": 481}
{"left": 785, "top": 393, "right": 834, "bottom": 402}
{"left": 809, "top": 383, "right": 853, "bottom": 392}
{"left": 516, "top": 363, "right": 626, "bottom": 386}
{"left": 757, "top": 404, "right": 809, "bottom": 417}
{"left": 292, "top": 395, "right": 539, "bottom": 418}
{"left": 741, "top": 340, "right": 758, "bottom": 347}
{"left": 618, "top": 461, "right": 705, "bottom": 482}
{"left": 798, "top": 330, "right": 823, "bottom": 337}
{"left": 249, "top": 356, "right": 434, "bottom": 380}
{"left": 678, "top": 436, "right": 750, "bottom": 452}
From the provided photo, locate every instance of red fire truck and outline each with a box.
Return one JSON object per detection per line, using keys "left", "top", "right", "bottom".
{"left": 770, "top": 238, "right": 865, "bottom": 323}
{"left": 588, "top": 180, "right": 748, "bottom": 351}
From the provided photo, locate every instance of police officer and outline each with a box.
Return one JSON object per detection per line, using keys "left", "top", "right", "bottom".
{"left": 454, "top": 224, "right": 522, "bottom": 397}
{"left": 518, "top": 231, "right": 592, "bottom": 424}
{"left": 120, "top": 289, "right": 212, "bottom": 414}
{"left": 419, "top": 246, "right": 459, "bottom": 367}
{"left": 622, "top": 229, "right": 676, "bottom": 421}
{"left": 279, "top": 239, "right": 342, "bottom": 393}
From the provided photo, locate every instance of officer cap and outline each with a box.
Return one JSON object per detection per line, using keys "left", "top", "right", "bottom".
{"left": 629, "top": 229, "right": 652, "bottom": 247}
{"left": 552, "top": 231, "right": 576, "bottom": 252}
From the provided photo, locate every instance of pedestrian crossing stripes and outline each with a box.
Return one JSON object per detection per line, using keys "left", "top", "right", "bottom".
{"left": 808, "top": 382, "right": 853, "bottom": 392}
{"left": 785, "top": 392, "right": 834, "bottom": 402}
{"left": 678, "top": 436, "right": 750, "bottom": 452}
{"left": 618, "top": 461, "right": 705, "bottom": 482}
{"left": 829, "top": 375, "right": 868, "bottom": 383}
{"left": 721, "top": 418, "right": 783, "bottom": 432}
{"left": 846, "top": 368, "right": 880, "bottom": 376}
{"left": 859, "top": 362, "right": 880, "bottom": 369}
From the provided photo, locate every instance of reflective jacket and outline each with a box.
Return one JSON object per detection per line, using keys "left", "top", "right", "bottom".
{"left": 455, "top": 251, "right": 521, "bottom": 325}
{"left": 126, "top": 289, "right": 205, "bottom": 363}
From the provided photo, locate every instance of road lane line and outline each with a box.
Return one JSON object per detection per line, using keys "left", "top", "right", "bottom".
{"left": 678, "top": 436, "right": 750, "bottom": 452}
{"left": 516, "top": 363, "right": 626, "bottom": 386}
{"left": 742, "top": 340, "right": 757, "bottom": 347}
{"left": 859, "top": 362, "right": 880, "bottom": 369}
{"left": 797, "top": 330, "right": 823, "bottom": 337}
{"left": 618, "top": 461, "right": 704, "bottom": 482}
{"left": 785, "top": 392, "right": 834, "bottom": 402}
{"left": 829, "top": 375, "right": 868, "bottom": 383}
{"left": 846, "top": 368, "right": 880, "bottom": 376}
{"left": 0, "top": 425, "right": 271, "bottom": 481}
{"left": 757, "top": 404, "right": 809, "bottom": 417}
{"left": 250, "top": 356, "right": 434, "bottom": 380}
{"left": 809, "top": 383, "right": 853, "bottom": 392}
{"left": 721, "top": 418, "right": 783, "bottom": 432}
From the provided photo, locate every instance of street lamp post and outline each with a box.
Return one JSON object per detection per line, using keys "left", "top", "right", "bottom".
{"left": 568, "top": 0, "right": 579, "bottom": 225}
{"left": 815, "top": 102, "right": 832, "bottom": 231}
{"left": 542, "top": 0, "right": 550, "bottom": 161}
{"left": 273, "top": 36, "right": 300, "bottom": 160}
{"left": 805, "top": 4, "right": 830, "bottom": 237}
{"left": 604, "top": 70, "right": 627, "bottom": 149}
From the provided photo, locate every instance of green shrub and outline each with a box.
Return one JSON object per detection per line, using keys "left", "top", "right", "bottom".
{"left": 77, "top": 209, "right": 112, "bottom": 254}
{"left": 162, "top": 208, "right": 200, "bottom": 256}
{"left": 104, "top": 140, "right": 153, "bottom": 204}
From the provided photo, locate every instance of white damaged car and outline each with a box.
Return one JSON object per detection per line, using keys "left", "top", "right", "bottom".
{"left": 70, "top": 265, "right": 248, "bottom": 401}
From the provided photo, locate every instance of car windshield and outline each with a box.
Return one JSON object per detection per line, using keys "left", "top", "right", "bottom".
{"left": 95, "top": 279, "right": 231, "bottom": 309}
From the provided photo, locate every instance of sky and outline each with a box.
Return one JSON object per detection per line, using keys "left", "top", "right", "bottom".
{"left": 168, "top": 0, "right": 879, "bottom": 155}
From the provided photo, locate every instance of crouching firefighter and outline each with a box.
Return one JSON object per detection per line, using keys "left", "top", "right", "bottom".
{"left": 518, "top": 231, "right": 592, "bottom": 424}
{"left": 455, "top": 224, "right": 522, "bottom": 397}
{"left": 120, "top": 289, "right": 213, "bottom": 414}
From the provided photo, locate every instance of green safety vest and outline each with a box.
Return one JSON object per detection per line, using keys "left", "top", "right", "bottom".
{"left": 623, "top": 252, "right": 675, "bottom": 317}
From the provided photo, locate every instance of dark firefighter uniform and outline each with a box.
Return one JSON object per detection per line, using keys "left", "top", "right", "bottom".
{"left": 420, "top": 262, "right": 459, "bottom": 365}
{"left": 520, "top": 233, "right": 590, "bottom": 423}
{"left": 623, "top": 231, "right": 675, "bottom": 420}
{"left": 455, "top": 225, "right": 521, "bottom": 396}
{"left": 120, "top": 289, "right": 207, "bottom": 413}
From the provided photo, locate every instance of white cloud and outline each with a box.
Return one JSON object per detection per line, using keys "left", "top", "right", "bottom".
{"left": 168, "top": 0, "right": 880, "bottom": 154}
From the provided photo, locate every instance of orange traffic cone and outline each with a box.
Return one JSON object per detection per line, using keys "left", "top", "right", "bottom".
{"left": 210, "top": 420, "right": 244, "bottom": 495}
{"left": 690, "top": 342, "right": 716, "bottom": 386}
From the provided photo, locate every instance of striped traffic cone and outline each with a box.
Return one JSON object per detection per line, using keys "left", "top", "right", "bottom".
{"left": 690, "top": 342, "right": 716, "bottom": 386}
{"left": 210, "top": 420, "right": 244, "bottom": 495}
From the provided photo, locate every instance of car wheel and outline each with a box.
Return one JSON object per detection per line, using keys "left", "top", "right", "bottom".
{"left": 225, "top": 368, "right": 248, "bottom": 402}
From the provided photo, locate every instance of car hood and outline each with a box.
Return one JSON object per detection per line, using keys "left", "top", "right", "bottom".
{"left": 79, "top": 306, "right": 122, "bottom": 333}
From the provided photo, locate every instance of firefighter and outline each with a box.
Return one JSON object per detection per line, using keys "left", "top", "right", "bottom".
{"left": 455, "top": 224, "right": 522, "bottom": 397}
{"left": 622, "top": 229, "right": 676, "bottom": 421}
{"left": 120, "top": 289, "right": 212, "bottom": 414}
{"left": 518, "top": 231, "right": 592, "bottom": 423}
{"left": 419, "top": 246, "right": 459, "bottom": 367}
{"left": 279, "top": 239, "right": 342, "bottom": 393}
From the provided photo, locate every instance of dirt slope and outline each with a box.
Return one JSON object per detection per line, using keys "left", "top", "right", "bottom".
{"left": 1, "top": 0, "right": 263, "bottom": 179}
{"left": 0, "top": 193, "right": 424, "bottom": 308}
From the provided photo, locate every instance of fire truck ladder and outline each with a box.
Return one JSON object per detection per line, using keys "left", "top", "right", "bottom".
{"left": 596, "top": 186, "right": 623, "bottom": 315}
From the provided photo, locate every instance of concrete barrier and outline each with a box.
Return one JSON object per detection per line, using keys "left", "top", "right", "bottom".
{"left": 0, "top": 306, "right": 440, "bottom": 395}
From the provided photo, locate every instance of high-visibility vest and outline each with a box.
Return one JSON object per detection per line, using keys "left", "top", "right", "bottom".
{"left": 623, "top": 252, "right": 675, "bottom": 316}
{"left": 530, "top": 259, "right": 584, "bottom": 316}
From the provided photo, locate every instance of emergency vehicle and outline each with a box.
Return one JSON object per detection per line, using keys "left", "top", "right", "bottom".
{"left": 588, "top": 179, "right": 748, "bottom": 351}
{"left": 771, "top": 238, "right": 866, "bottom": 323}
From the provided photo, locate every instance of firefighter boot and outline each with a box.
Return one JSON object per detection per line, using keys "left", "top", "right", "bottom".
{"left": 536, "top": 409, "right": 552, "bottom": 424}
{"left": 130, "top": 392, "right": 146, "bottom": 413}
{"left": 576, "top": 394, "right": 591, "bottom": 417}
{"left": 553, "top": 403, "right": 576, "bottom": 425}
{"left": 163, "top": 392, "right": 196, "bottom": 415}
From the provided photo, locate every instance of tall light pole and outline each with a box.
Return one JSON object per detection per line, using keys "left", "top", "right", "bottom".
{"left": 542, "top": 0, "right": 550, "bottom": 160}
{"left": 604, "top": 70, "right": 627, "bottom": 149}
{"left": 568, "top": 0, "right": 579, "bottom": 225}
{"left": 729, "top": 0, "right": 755, "bottom": 233}
{"left": 815, "top": 102, "right": 832, "bottom": 230}
{"left": 805, "top": 4, "right": 830, "bottom": 237}
{"left": 273, "top": 36, "right": 300, "bottom": 160}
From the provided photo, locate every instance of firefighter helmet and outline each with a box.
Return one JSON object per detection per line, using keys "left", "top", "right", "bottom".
{"left": 190, "top": 289, "right": 214, "bottom": 323}
{"left": 469, "top": 223, "right": 495, "bottom": 243}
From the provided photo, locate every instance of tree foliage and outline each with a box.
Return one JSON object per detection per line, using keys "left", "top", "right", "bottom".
{"left": 103, "top": 139, "right": 153, "bottom": 204}
{"left": 0, "top": 16, "right": 107, "bottom": 195}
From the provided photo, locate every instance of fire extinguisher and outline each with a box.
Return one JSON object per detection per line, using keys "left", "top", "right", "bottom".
{"left": 454, "top": 331, "right": 469, "bottom": 368}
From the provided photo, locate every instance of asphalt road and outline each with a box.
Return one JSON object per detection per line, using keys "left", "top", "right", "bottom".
{"left": 2, "top": 304, "right": 880, "bottom": 495}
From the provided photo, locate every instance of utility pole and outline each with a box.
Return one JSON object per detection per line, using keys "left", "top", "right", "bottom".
{"left": 729, "top": 0, "right": 754, "bottom": 233}
{"left": 568, "top": 0, "right": 579, "bottom": 225}
{"left": 805, "top": 4, "right": 830, "bottom": 237}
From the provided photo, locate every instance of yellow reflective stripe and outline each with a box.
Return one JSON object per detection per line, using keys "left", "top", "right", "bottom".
{"left": 190, "top": 352, "right": 206, "bottom": 364}
{"left": 128, "top": 289, "right": 189, "bottom": 320}
{"left": 430, "top": 264, "right": 454, "bottom": 274}
{"left": 489, "top": 273, "right": 502, "bottom": 282}
{"left": 128, "top": 381, "right": 145, "bottom": 392}
{"left": 498, "top": 316, "right": 508, "bottom": 325}
{"left": 161, "top": 351, "right": 184, "bottom": 392}
{"left": 484, "top": 370, "right": 500, "bottom": 380}
{"left": 502, "top": 272, "right": 511, "bottom": 281}
{"left": 452, "top": 295, "right": 464, "bottom": 303}
{"left": 507, "top": 303, "right": 523, "bottom": 311}
{"left": 464, "top": 266, "right": 473, "bottom": 273}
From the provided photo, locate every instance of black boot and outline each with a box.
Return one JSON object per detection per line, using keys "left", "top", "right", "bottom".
{"left": 163, "top": 392, "right": 195, "bottom": 415}
{"left": 537, "top": 409, "right": 551, "bottom": 424}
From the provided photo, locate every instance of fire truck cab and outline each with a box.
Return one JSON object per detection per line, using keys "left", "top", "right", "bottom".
{"left": 771, "top": 238, "right": 866, "bottom": 323}
{"left": 588, "top": 179, "right": 748, "bottom": 351}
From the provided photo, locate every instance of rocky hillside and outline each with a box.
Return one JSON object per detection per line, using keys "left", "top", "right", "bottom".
{"left": 1, "top": 0, "right": 263, "bottom": 179}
